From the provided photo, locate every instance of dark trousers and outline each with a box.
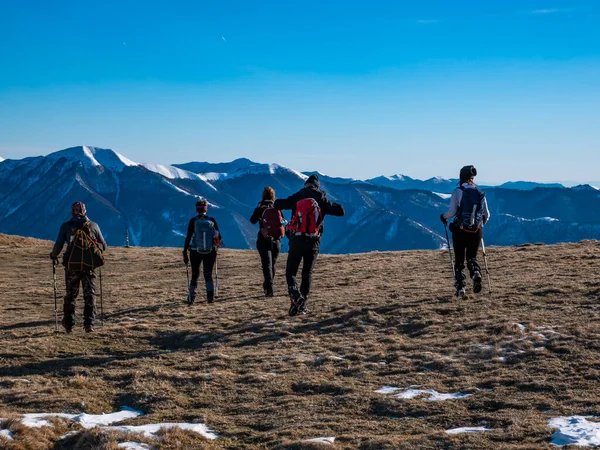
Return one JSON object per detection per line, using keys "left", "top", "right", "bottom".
{"left": 285, "top": 237, "right": 319, "bottom": 300}
{"left": 257, "top": 237, "right": 281, "bottom": 293}
{"left": 64, "top": 269, "right": 96, "bottom": 328}
{"left": 190, "top": 250, "right": 217, "bottom": 297}
{"left": 452, "top": 227, "right": 482, "bottom": 276}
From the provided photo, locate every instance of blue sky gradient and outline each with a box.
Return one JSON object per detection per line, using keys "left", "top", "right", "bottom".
{"left": 1, "top": 1, "right": 599, "bottom": 182}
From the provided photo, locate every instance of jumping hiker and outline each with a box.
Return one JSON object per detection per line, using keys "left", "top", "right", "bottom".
{"left": 440, "top": 165, "right": 490, "bottom": 297}
{"left": 183, "top": 198, "right": 221, "bottom": 305}
{"left": 274, "top": 174, "right": 345, "bottom": 316}
{"left": 250, "top": 187, "right": 285, "bottom": 297}
{"left": 50, "top": 202, "right": 107, "bottom": 333}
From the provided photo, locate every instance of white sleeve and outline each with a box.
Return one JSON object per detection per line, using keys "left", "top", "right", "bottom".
{"left": 443, "top": 188, "right": 462, "bottom": 220}
{"left": 482, "top": 197, "right": 490, "bottom": 222}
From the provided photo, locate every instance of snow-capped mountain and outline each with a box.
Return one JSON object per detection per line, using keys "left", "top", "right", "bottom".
{"left": 1, "top": 146, "right": 600, "bottom": 252}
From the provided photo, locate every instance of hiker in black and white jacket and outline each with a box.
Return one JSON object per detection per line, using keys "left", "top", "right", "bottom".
{"left": 274, "top": 174, "right": 344, "bottom": 316}
{"left": 250, "top": 186, "right": 284, "bottom": 298}
{"left": 440, "top": 165, "right": 490, "bottom": 297}
{"left": 50, "top": 201, "right": 107, "bottom": 333}
{"left": 183, "top": 198, "right": 221, "bottom": 305}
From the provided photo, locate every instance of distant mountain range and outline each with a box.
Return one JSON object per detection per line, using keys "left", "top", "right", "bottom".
{"left": 1, "top": 146, "right": 599, "bottom": 253}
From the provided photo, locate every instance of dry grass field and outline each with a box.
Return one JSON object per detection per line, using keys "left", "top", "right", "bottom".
{"left": 1, "top": 233, "right": 599, "bottom": 449}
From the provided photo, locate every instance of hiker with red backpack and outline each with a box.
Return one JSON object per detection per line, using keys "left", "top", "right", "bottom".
{"left": 440, "top": 165, "right": 490, "bottom": 297}
{"left": 50, "top": 202, "right": 107, "bottom": 333}
{"left": 274, "top": 174, "right": 345, "bottom": 316}
{"left": 183, "top": 198, "right": 222, "bottom": 305}
{"left": 250, "top": 186, "right": 285, "bottom": 297}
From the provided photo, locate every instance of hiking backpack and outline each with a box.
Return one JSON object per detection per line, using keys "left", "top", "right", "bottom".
{"left": 65, "top": 222, "right": 104, "bottom": 271}
{"left": 260, "top": 205, "right": 285, "bottom": 240}
{"left": 286, "top": 198, "right": 322, "bottom": 237}
{"left": 456, "top": 185, "right": 485, "bottom": 232}
{"left": 192, "top": 216, "right": 217, "bottom": 253}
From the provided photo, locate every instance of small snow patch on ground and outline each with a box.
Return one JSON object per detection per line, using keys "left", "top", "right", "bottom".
{"left": 395, "top": 389, "right": 472, "bottom": 401}
{"left": 118, "top": 442, "right": 153, "bottom": 450}
{"left": 303, "top": 437, "right": 335, "bottom": 444}
{"left": 376, "top": 386, "right": 472, "bottom": 401}
{"left": 549, "top": 416, "right": 600, "bottom": 446}
{"left": 104, "top": 423, "right": 218, "bottom": 440}
{"left": 20, "top": 407, "right": 143, "bottom": 429}
{"left": 376, "top": 386, "right": 401, "bottom": 394}
{"left": 0, "top": 429, "right": 14, "bottom": 440}
{"left": 446, "top": 426, "right": 490, "bottom": 434}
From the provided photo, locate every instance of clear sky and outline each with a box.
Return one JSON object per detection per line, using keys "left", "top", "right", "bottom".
{"left": 1, "top": 1, "right": 599, "bottom": 183}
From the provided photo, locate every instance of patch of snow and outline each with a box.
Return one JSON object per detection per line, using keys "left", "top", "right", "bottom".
{"left": 303, "top": 437, "right": 335, "bottom": 444}
{"left": 446, "top": 426, "right": 490, "bottom": 434}
{"left": 60, "top": 431, "right": 79, "bottom": 440}
{"left": 433, "top": 192, "right": 452, "bottom": 199}
{"left": 0, "top": 156, "right": 4, "bottom": 162}
{"left": 394, "top": 389, "right": 472, "bottom": 401}
{"left": 0, "top": 429, "right": 14, "bottom": 440}
{"left": 386, "top": 218, "right": 399, "bottom": 240}
{"left": 514, "top": 323, "right": 526, "bottom": 331}
{"left": 376, "top": 386, "right": 401, "bottom": 394}
{"left": 142, "top": 164, "right": 198, "bottom": 180}
{"left": 88, "top": 147, "right": 138, "bottom": 171}
{"left": 104, "top": 423, "right": 218, "bottom": 440}
{"left": 20, "top": 407, "right": 143, "bottom": 429}
{"left": 81, "top": 146, "right": 102, "bottom": 167}
{"left": 118, "top": 443, "right": 153, "bottom": 450}
{"left": 549, "top": 416, "right": 600, "bottom": 446}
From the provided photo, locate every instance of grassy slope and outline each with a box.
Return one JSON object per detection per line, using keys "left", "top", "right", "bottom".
{"left": 0, "top": 234, "right": 599, "bottom": 449}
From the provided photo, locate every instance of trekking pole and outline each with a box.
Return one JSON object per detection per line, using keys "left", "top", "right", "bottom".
{"left": 214, "top": 252, "right": 219, "bottom": 298}
{"left": 99, "top": 268, "right": 104, "bottom": 326}
{"left": 52, "top": 261, "right": 58, "bottom": 333}
{"left": 480, "top": 238, "right": 492, "bottom": 294}
{"left": 443, "top": 224, "right": 455, "bottom": 278}
{"left": 185, "top": 262, "right": 191, "bottom": 304}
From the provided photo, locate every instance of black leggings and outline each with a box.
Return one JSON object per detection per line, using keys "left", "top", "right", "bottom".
{"left": 190, "top": 250, "right": 217, "bottom": 292}
{"left": 452, "top": 227, "right": 482, "bottom": 273}
{"left": 256, "top": 237, "right": 281, "bottom": 291}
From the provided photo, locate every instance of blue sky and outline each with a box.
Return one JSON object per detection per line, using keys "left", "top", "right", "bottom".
{"left": 1, "top": 0, "right": 599, "bottom": 183}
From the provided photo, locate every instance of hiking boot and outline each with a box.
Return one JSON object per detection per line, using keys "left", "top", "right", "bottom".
{"left": 264, "top": 289, "right": 274, "bottom": 298}
{"left": 455, "top": 287, "right": 466, "bottom": 298}
{"left": 289, "top": 295, "right": 305, "bottom": 317}
{"left": 61, "top": 318, "right": 72, "bottom": 334}
{"left": 84, "top": 325, "right": 94, "bottom": 333}
{"left": 472, "top": 271, "right": 483, "bottom": 294}
{"left": 207, "top": 291, "right": 214, "bottom": 304}
{"left": 187, "top": 294, "right": 196, "bottom": 306}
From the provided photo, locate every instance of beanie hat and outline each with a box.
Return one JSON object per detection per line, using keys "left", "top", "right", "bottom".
{"left": 305, "top": 174, "right": 320, "bottom": 189}
{"left": 195, "top": 198, "right": 208, "bottom": 213}
{"left": 459, "top": 165, "right": 477, "bottom": 182}
{"left": 70, "top": 201, "right": 86, "bottom": 216}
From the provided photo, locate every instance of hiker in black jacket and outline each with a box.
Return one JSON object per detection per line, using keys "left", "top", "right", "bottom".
{"left": 50, "top": 202, "right": 107, "bottom": 333}
{"left": 250, "top": 186, "right": 284, "bottom": 297}
{"left": 274, "top": 174, "right": 345, "bottom": 316}
{"left": 183, "top": 198, "right": 221, "bottom": 305}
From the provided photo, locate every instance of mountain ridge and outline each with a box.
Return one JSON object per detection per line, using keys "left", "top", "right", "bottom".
{"left": 1, "top": 146, "right": 600, "bottom": 252}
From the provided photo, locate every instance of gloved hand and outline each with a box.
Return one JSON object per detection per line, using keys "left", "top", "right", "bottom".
{"left": 50, "top": 252, "right": 59, "bottom": 266}
{"left": 182, "top": 250, "right": 189, "bottom": 265}
{"left": 440, "top": 213, "right": 448, "bottom": 225}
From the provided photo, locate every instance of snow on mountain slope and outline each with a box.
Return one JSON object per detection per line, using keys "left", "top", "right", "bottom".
{"left": 46, "top": 146, "right": 138, "bottom": 172}
{"left": 0, "top": 157, "right": 4, "bottom": 162}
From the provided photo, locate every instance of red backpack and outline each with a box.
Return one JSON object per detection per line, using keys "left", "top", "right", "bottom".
{"left": 287, "top": 198, "right": 322, "bottom": 237}
{"left": 261, "top": 206, "right": 285, "bottom": 239}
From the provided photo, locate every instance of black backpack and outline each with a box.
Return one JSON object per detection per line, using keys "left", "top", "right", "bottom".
{"left": 456, "top": 185, "right": 485, "bottom": 232}
{"left": 64, "top": 221, "right": 105, "bottom": 271}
